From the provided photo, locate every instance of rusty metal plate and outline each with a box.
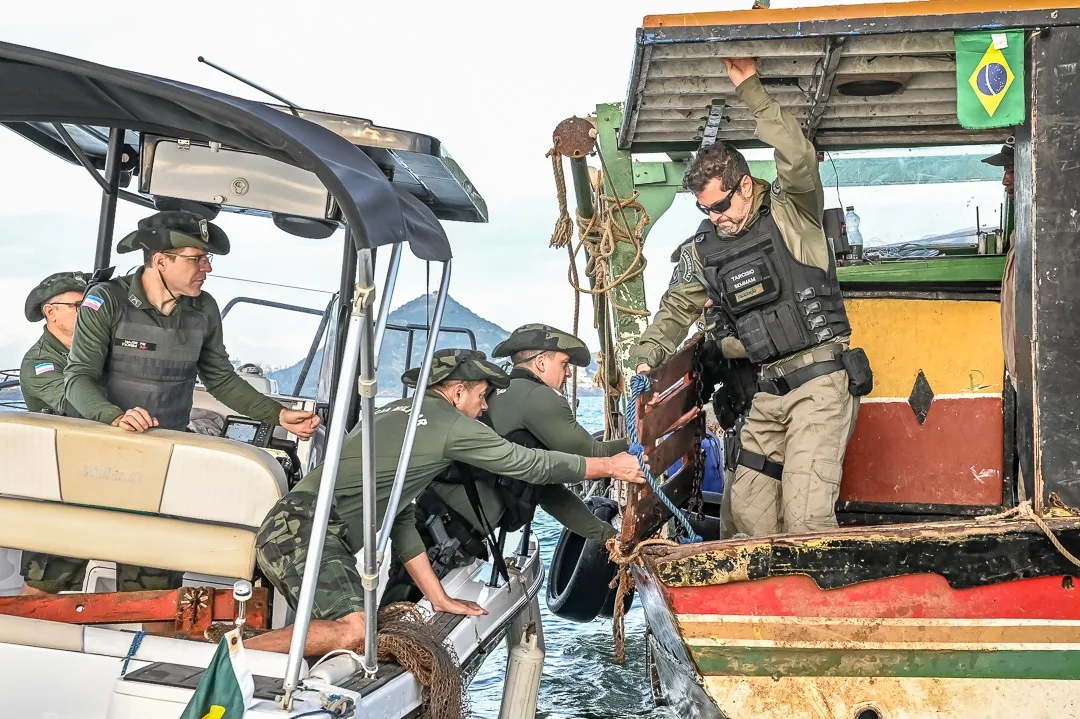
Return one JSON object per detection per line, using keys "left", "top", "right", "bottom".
{"left": 552, "top": 116, "right": 597, "bottom": 158}
{"left": 631, "top": 464, "right": 698, "bottom": 543}
{"left": 647, "top": 335, "right": 702, "bottom": 396}
{"left": 641, "top": 384, "right": 700, "bottom": 446}
{"left": 646, "top": 420, "right": 701, "bottom": 475}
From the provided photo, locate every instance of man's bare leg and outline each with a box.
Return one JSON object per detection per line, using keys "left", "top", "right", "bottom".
{"left": 245, "top": 611, "right": 365, "bottom": 655}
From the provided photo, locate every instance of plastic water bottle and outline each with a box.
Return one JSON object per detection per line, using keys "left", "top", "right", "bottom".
{"left": 845, "top": 206, "right": 864, "bottom": 259}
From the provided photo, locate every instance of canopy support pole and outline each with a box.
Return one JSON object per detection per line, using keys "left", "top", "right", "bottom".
{"left": 94, "top": 128, "right": 125, "bottom": 271}
{"left": 279, "top": 231, "right": 373, "bottom": 710}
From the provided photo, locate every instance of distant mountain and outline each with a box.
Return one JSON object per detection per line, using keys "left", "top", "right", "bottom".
{"left": 267, "top": 293, "right": 600, "bottom": 398}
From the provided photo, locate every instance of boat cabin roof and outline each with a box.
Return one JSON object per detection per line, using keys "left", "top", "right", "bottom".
{"left": 0, "top": 42, "right": 488, "bottom": 261}
{"left": 619, "top": 0, "right": 1080, "bottom": 152}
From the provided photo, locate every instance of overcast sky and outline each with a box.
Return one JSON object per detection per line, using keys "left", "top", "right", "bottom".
{"left": 1, "top": 0, "right": 947, "bottom": 370}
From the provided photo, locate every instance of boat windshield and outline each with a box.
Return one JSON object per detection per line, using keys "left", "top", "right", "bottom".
{"left": 744, "top": 143, "right": 1010, "bottom": 254}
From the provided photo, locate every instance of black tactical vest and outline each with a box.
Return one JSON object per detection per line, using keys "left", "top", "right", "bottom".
{"left": 437, "top": 369, "right": 548, "bottom": 532}
{"left": 95, "top": 279, "right": 208, "bottom": 431}
{"left": 695, "top": 195, "right": 850, "bottom": 364}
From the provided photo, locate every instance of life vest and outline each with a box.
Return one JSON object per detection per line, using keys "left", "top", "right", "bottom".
{"left": 88, "top": 275, "right": 208, "bottom": 431}
{"left": 695, "top": 194, "right": 851, "bottom": 364}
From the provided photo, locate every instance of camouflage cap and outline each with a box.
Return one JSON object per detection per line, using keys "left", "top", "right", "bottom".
{"left": 24, "top": 271, "right": 91, "bottom": 322}
{"left": 491, "top": 323, "right": 592, "bottom": 367}
{"left": 401, "top": 348, "right": 511, "bottom": 390}
{"left": 115, "top": 210, "right": 230, "bottom": 256}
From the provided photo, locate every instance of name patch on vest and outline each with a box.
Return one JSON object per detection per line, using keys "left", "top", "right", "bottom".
{"left": 113, "top": 338, "right": 157, "bottom": 351}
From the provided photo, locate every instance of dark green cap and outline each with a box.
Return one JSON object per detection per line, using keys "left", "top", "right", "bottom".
{"left": 116, "top": 210, "right": 231, "bottom": 256}
{"left": 491, "top": 323, "right": 592, "bottom": 367}
{"left": 24, "top": 271, "right": 91, "bottom": 322}
{"left": 401, "top": 348, "right": 511, "bottom": 389}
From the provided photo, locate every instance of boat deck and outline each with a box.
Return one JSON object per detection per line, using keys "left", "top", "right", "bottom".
{"left": 122, "top": 613, "right": 464, "bottom": 700}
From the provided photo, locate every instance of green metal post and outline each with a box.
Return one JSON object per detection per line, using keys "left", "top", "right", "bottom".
{"left": 595, "top": 103, "right": 683, "bottom": 386}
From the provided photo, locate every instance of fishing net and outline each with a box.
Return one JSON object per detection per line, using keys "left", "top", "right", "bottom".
{"left": 377, "top": 602, "right": 470, "bottom": 719}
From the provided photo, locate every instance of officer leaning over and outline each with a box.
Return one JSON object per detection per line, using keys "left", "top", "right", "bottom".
{"left": 19, "top": 271, "right": 91, "bottom": 414}
{"left": 630, "top": 57, "right": 872, "bottom": 537}
{"left": 396, "top": 324, "right": 628, "bottom": 595}
{"left": 63, "top": 210, "right": 318, "bottom": 438}
{"left": 244, "top": 348, "right": 645, "bottom": 656}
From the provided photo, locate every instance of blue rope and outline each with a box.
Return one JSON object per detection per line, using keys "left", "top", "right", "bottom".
{"left": 120, "top": 630, "right": 147, "bottom": 676}
{"left": 627, "top": 373, "right": 701, "bottom": 544}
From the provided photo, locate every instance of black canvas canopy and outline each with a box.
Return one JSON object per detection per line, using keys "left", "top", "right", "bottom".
{"left": 0, "top": 41, "right": 460, "bottom": 261}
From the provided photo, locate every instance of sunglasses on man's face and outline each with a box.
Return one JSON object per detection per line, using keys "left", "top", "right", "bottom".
{"left": 695, "top": 177, "right": 745, "bottom": 216}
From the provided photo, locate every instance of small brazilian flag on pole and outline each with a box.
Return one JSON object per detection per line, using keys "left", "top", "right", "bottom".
{"left": 955, "top": 30, "right": 1026, "bottom": 129}
{"left": 179, "top": 628, "right": 255, "bottom": 719}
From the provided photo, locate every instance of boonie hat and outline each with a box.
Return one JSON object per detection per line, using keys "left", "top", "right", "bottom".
{"left": 24, "top": 271, "right": 90, "bottom": 322}
{"left": 491, "top": 323, "right": 592, "bottom": 367}
{"left": 401, "top": 348, "right": 511, "bottom": 390}
{"left": 116, "top": 210, "right": 230, "bottom": 256}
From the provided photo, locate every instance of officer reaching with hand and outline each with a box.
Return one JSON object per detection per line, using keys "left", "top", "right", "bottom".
{"left": 629, "top": 58, "right": 872, "bottom": 537}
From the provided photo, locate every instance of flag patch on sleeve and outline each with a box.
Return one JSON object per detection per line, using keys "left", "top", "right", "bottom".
{"left": 82, "top": 294, "right": 104, "bottom": 311}
{"left": 34, "top": 362, "right": 56, "bottom": 375}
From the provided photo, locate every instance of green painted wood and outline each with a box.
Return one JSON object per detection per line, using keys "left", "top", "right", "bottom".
{"left": 690, "top": 645, "right": 1080, "bottom": 680}
{"left": 837, "top": 255, "right": 1007, "bottom": 284}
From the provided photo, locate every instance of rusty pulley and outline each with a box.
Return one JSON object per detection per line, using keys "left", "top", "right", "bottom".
{"left": 552, "top": 116, "right": 597, "bottom": 159}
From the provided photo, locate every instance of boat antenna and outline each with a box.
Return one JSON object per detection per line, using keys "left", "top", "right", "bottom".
{"left": 197, "top": 56, "right": 301, "bottom": 116}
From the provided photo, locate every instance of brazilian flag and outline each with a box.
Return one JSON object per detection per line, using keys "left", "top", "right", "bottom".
{"left": 179, "top": 628, "right": 255, "bottom": 719}
{"left": 955, "top": 30, "right": 1026, "bottom": 129}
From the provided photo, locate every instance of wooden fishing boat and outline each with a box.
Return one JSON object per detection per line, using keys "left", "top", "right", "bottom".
{"left": 544, "top": 1, "right": 1080, "bottom": 716}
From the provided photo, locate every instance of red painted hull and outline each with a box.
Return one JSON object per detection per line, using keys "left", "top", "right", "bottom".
{"left": 665, "top": 572, "right": 1080, "bottom": 619}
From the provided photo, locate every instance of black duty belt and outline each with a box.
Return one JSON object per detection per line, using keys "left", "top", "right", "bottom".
{"left": 736, "top": 448, "right": 784, "bottom": 481}
{"left": 758, "top": 358, "right": 844, "bottom": 396}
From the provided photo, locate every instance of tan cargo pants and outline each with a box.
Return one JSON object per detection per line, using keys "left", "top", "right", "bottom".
{"left": 729, "top": 368, "right": 859, "bottom": 536}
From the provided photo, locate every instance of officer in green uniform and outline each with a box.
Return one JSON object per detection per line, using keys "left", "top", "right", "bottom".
{"left": 63, "top": 210, "right": 319, "bottom": 438}
{"left": 422, "top": 324, "right": 626, "bottom": 546}
{"left": 17, "top": 271, "right": 94, "bottom": 595}
{"left": 19, "top": 271, "right": 90, "bottom": 414}
{"left": 245, "top": 348, "right": 644, "bottom": 656}
{"left": 630, "top": 58, "right": 871, "bottom": 538}
{"left": 380, "top": 325, "right": 629, "bottom": 603}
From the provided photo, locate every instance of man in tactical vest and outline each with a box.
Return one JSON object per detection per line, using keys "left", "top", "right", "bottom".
{"left": 245, "top": 348, "right": 644, "bottom": 655}
{"left": 63, "top": 210, "right": 319, "bottom": 438}
{"left": 385, "top": 325, "right": 628, "bottom": 602}
{"left": 19, "top": 271, "right": 91, "bottom": 415}
{"left": 630, "top": 57, "right": 872, "bottom": 537}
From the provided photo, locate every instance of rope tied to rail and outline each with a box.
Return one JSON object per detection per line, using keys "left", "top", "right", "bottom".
{"left": 976, "top": 499, "right": 1080, "bottom": 569}
{"left": 605, "top": 536, "right": 678, "bottom": 664}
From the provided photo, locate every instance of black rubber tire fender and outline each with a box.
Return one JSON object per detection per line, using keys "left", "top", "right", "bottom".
{"left": 546, "top": 496, "right": 622, "bottom": 623}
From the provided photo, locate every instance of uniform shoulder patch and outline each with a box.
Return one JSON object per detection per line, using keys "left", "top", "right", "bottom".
{"left": 669, "top": 245, "right": 695, "bottom": 287}
{"left": 772, "top": 178, "right": 782, "bottom": 196}
{"left": 34, "top": 362, "right": 56, "bottom": 375}
{"left": 82, "top": 294, "right": 104, "bottom": 311}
